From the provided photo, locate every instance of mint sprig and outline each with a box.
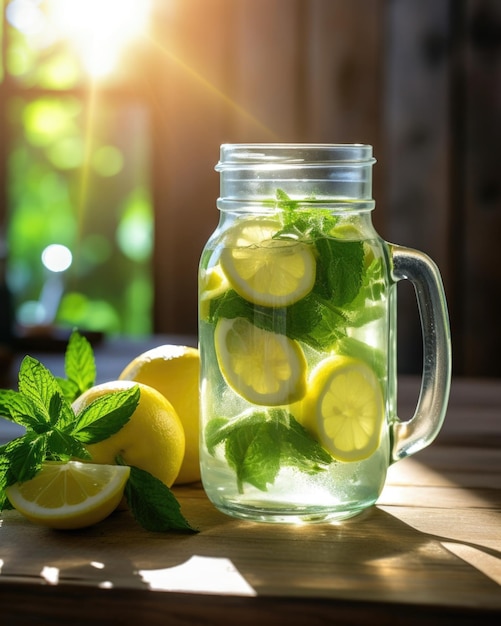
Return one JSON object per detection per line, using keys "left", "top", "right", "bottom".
{"left": 205, "top": 409, "right": 333, "bottom": 493}
{"left": 0, "top": 331, "right": 197, "bottom": 533}
{"left": 0, "top": 356, "right": 137, "bottom": 508}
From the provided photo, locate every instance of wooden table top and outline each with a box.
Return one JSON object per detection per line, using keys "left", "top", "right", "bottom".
{"left": 1, "top": 338, "right": 500, "bottom": 625}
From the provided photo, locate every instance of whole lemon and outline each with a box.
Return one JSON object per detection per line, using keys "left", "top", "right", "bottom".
{"left": 72, "top": 380, "right": 185, "bottom": 488}
{"left": 119, "top": 345, "right": 200, "bottom": 484}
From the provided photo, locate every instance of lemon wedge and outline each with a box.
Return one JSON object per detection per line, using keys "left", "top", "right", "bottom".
{"left": 300, "top": 356, "right": 384, "bottom": 462}
{"left": 214, "top": 316, "right": 307, "bottom": 406}
{"left": 6, "top": 461, "right": 130, "bottom": 529}
{"left": 219, "top": 218, "right": 316, "bottom": 307}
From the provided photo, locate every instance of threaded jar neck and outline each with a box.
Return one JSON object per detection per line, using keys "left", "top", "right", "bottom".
{"left": 215, "top": 144, "right": 376, "bottom": 212}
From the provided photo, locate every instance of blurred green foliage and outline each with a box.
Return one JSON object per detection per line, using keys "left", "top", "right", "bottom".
{"left": 2, "top": 3, "right": 154, "bottom": 336}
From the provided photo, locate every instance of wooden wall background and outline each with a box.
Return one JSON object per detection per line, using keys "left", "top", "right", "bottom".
{"left": 147, "top": 0, "right": 501, "bottom": 378}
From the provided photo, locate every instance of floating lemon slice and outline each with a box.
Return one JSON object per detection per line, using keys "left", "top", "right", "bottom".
{"left": 219, "top": 218, "right": 316, "bottom": 307}
{"left": 214, "top": 316, "right": 307, "bottom": 406}
{"left": 300, "top": 356, "right": 384, "bottom": 462}
{"left": 199, "top": 265, "right": 230, "bottom": 320}
{"left": 329, "top": 222, "right": 364, "bottom": 240}
{"left": 6, "top": 461, "right": 130, "bottom": 529}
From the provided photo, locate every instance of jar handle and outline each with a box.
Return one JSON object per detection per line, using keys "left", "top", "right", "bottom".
{"left": 389, "top": 244, "right": 452, "bottom": 463}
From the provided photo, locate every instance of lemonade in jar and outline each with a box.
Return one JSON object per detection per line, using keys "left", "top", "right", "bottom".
{"left": 198, "top": 144, "right": 451, "bottom": 523}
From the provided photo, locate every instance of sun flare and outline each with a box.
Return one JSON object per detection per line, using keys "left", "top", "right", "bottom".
{"left": 49, "top": 0, "right": 153, "bottom": 77}
{"left": 8, "top": 0, "right": 153, "bottom": 78}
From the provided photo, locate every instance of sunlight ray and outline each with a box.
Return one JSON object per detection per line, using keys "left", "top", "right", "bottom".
{"left": 147, "top": 36, "right": 278, "bottom": 140}
{"left": 74, "top": 83, "right": 99, "bottom": 259}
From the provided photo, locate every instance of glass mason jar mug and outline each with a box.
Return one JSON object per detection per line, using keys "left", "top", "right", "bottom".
{"left": 198, "top": 144, "right": 451, "bottom": 523}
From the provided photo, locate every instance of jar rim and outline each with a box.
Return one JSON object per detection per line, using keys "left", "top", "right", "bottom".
{"left": 216, "top": 143, "right": 376, "bottom": 170}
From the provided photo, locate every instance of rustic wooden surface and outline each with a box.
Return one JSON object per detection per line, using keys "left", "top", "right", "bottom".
{"left": 1, "top": 365, "right": 500, "bottom": 625}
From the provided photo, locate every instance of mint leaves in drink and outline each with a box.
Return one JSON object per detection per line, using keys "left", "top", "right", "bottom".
{"left": 202, "top": 190, "right": 388, "bottom": 493}
{"left": 205, "top": 409, "right": 333, "bottom": 493}
{"left": 207, "top": 189, "right": 382, "bottom": 352}
{"left": 0, "top": 331, "right": 196, "bottom": 532}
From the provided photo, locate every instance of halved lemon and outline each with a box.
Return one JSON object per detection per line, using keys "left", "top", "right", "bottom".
{"left": 300, "top": 356, "right": 384, "bottom": 462}
{"left": 6, "top": 461, "right": 131, "bottom": 529}
{"left": 214, "top": 316, "right": 307, "bottom": 406}
{"left": 219, "top": 218, "right": 316, "bottom": 307}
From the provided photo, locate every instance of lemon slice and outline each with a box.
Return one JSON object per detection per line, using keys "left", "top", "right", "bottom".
{"left": 214, "top": 317, "right": 307, "bottom": 406}
{"left": 6, "top": 461, "right": 131, "bottom": 529}
{"left": 329, "top": 222, "right": 364, "bottom": 240}
{"left": 219, "top": 218, "right": 316, "bottom": 307}
{"left": 301, "top": 356, "right": 384, "bottom": 462}
{"left": 199, "top": 265, "right": 230, "bottom": 320}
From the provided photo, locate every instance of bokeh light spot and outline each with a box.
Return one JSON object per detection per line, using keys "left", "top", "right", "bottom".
{"left": 116, "top": 189, "right": 153, "bottom": 262}
{"left": 92, "top": 145, "right": 124, "bottom": 177}
{"left": 41, "top": 244, "right": 72, "bottom": 272}
{"left": 18, "top": 300, "right": 46, "bottom": 326}
{"left": 57, "top": 292, "right": 121, "bottom": 333}
{"left": 47, "top": 136, "right": 84, "bottom": 169}
{"left": 23, "top": 97, "right": 80, "bottom": 147}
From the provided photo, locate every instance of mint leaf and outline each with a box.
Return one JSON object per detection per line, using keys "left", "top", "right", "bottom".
{"left": 275, "top": 410, "right": 333, "bottom": 471}
{"left": 225, "top": 416, "right": 282, "bottom": 492}
{"left": 56, "top": 378, "right": 80, "bottom": 404}
{"left": 343, "top": 258, "right": 386, "bottom": 323}
{"left": 123, "top": 464, "right": 197, "bottom": 533}
{"left": 286, "top": 293, "right": 346, "bottom": 350}
{"left": 17, "top": 357, "right": 56, "bottom": 426}
{"left": 276, "top": 188, "right": 298, "bottom": 216}
{"left": 57, "top": 330, "right": 96, "bottom": 402}
{"left": 1, "top": 432, "right": 47, "bottom": 484}
{"left": 206, "top": 410, "right": 333, "bottom": 492}
{"left": 72, "top": 386, "right": 140, "bottom": 444}
{"left": 313, "top": 237, "right": 364, "bottom": 305}
{"left": 0, "top": 452, "right": 14, "bottom": 510}
{"left": 46, "top": 429, "right": 91, "bottom": 462}
{"left": 208, "top": 289, "right": 253, "bottom": 324}
{"left": 205, "top": 417, "right": 234, "bottom": 455}
{"left": 0, "top": 389, "right": 45, "bottom": 431}
{"left": 18, "top": 357, "right": 74, "bottom": 429}
{"left": 275, "top": 189, "right": 338, "bottom": 235}
{"left": 209, "top": 290, "right": 290, "bottom": 338}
